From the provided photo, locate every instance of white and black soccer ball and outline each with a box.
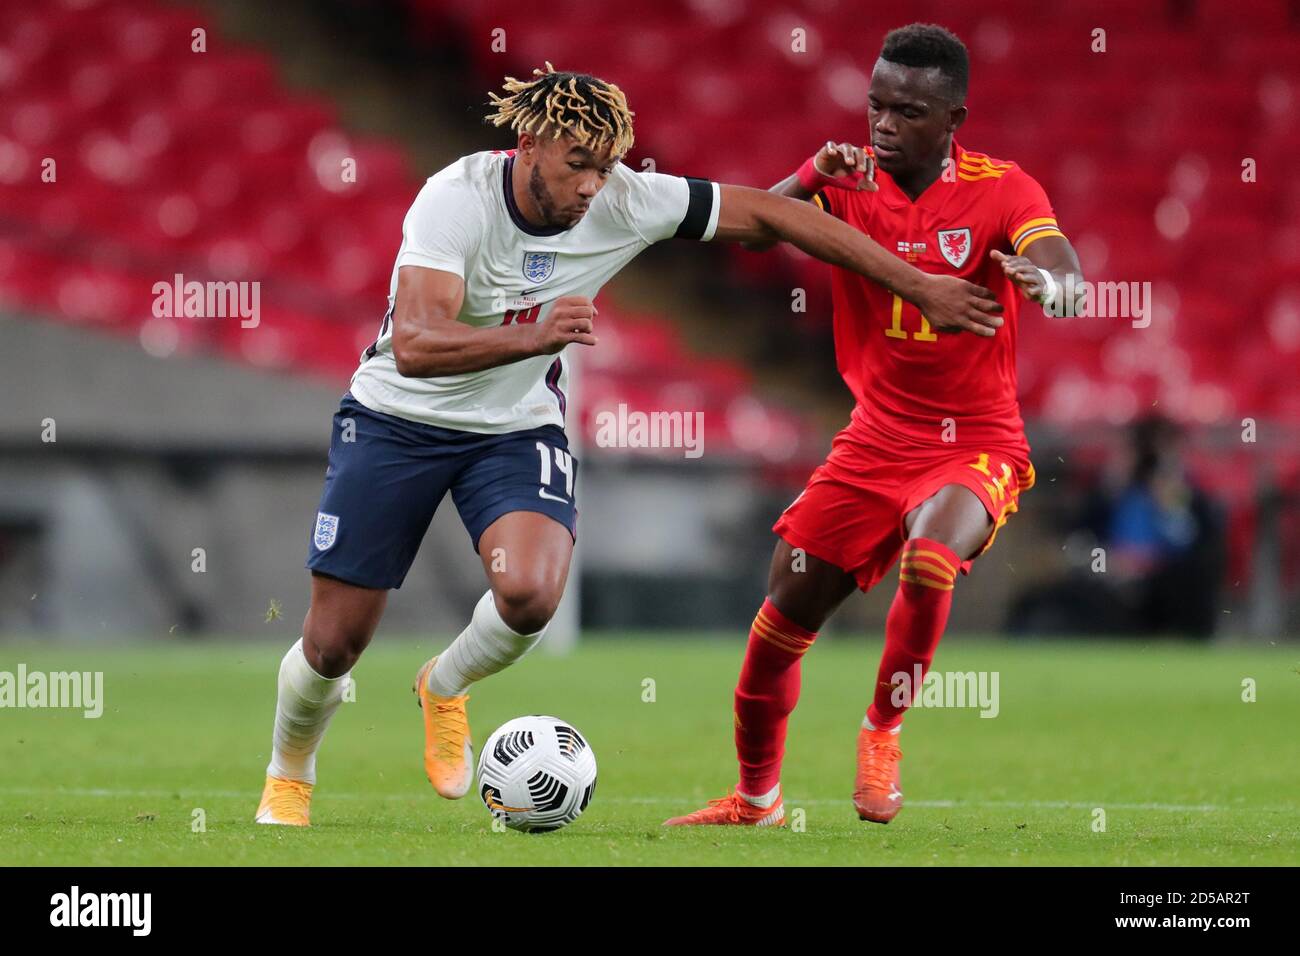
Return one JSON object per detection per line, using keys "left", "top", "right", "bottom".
{"left": 477, "top": 715, "right": 597, "bottom": 833}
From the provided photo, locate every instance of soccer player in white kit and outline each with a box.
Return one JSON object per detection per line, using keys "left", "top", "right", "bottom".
{"left": 255, "top": 64, "right": 1004, "bottom": 825}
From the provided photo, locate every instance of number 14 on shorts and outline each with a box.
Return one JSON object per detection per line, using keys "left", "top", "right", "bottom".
{"left": 536, "top": 441, "right": 574, "bottom": 502}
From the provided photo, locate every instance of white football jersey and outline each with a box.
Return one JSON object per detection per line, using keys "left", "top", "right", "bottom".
{"left": 349, "top": 150, "right": 721, "bottom": 433}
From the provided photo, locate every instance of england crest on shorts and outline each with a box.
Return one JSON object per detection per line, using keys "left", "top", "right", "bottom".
{"left": 522, "top": 251, "right": 556, "bottom": 283}
{"left": 937, "top": 228, "right": 972, "bottom": 268}
{"left": 313, "top": 512, "right": 339, "bottom": 551}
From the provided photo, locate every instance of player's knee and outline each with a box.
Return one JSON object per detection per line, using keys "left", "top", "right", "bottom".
{"left": 493, "top": 578, "right": 561, "bottom": 635}
{"left": 766, "top": 572, "right": 842, "bottom": 634}
{"left": 906, "top": 488, "right": 992, "bottom": 560}
{"left": 303, "top": 620, "right": 370, "bottom": 677}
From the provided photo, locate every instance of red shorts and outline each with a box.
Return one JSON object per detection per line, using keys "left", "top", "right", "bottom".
{"left": 773, "top": 424, "right": 1035, "bottom": 592}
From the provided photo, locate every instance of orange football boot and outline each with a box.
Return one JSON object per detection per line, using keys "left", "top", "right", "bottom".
{"left": 254, "top": 775, "right": 313, "bottom": 826}
{"left": 663, "top": 789, "right": 785, "bottom": 827}
{"left": 854, "top": 724, "right": 904, "bottom": 823}
{"left": 413, "top": 657, "right": 473, "bottom": 799}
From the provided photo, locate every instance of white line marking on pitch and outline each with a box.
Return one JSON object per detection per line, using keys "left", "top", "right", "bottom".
{"left": 0, "top": 786, "right": 1289, "bottom": 814}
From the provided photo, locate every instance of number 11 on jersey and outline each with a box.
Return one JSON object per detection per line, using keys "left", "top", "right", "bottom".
{"left": 885, "top": 293, "right": 938, "bottom": 342}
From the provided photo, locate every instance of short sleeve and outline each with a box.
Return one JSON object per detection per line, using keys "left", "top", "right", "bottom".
{"left": 811, "top": 188, "right": 843, "bottom": 218}
{"left": 999, "top": 169, "right": 1066, "bottom": 256}
{"left": 396, "top": 178, "right": 485, "bottom": 278}
{"left": 618, "top": 168, "right": 721, "bottom": 244}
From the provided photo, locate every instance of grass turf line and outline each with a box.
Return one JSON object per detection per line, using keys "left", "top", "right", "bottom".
{"left": 0, "top": 637, "right": 1296, "bottom": 865}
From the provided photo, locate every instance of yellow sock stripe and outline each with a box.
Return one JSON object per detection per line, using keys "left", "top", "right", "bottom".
{"left": 899, "top": 563, "right": 955, "bottom": 588}
{"left": 757, "top": 626, "right": 811, "bottom": 656}
{"left": 900, "top": 556, "right": 957, "bottom": 583}
{"left": 751, "top": 613, "right": 812, "bottom": 656}
{"left": 901, "top": 571, "right": 953, "bottom": 590}
{"left": 900, "top": 573, "right": 954, "bottom": 591}
{"left": 756, "top": 608, "right": 815, "bottom": 646}
{"left": 751, "top": 614, "right": 789, "bottom": 645}
{"left": 901, "top": 553, "right": 956, "bottom": 573}
{"left": 905, "top": 548, "right": 958, "bottom": 576}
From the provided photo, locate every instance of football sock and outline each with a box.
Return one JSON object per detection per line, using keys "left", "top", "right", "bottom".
{"left": 266, "top": 637, "right": 350, "bottom": 784}
{"left": 735, "top": 598, "right": 817, "bottom": 797}
{"left": 866, "top": 538, "right": 959, "bottom": 730}
{"left": 427, "top": 590, "right": 546, "bottom": 697}
{"left": 737, "top": 782, "right": 781, "bottom": 809}
{"left": 861, "top": 715, "right": 900, "bottom": 734}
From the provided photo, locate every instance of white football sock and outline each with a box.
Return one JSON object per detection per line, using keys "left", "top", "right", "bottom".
{"left": 862, "top": 716, "right": 901, "bottom": 734}
{"left": 265, "top": 637, "right": 350, "bottom": 784}
{"left": 738, "top": 783, "right": 781, "bottom": 808}
{"left": 427, "top": 591, "right": 546, "bottom": 697}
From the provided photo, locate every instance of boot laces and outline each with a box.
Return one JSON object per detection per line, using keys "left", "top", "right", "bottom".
{"left": 432, "top": 700, "right": 469, "bottom": 763}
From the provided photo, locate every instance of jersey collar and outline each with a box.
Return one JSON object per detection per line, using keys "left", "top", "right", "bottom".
{"left": 876, "top": 140, "right": 962, "bottom": 209}
{"left": 502, "top": 155, "right": 569, "bottom": 237}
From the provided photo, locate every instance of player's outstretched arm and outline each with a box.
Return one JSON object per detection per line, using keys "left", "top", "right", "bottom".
{"left": 741, "top": 142, "right": 873, "bottom": 251}
{"left": 390, "top": 266, "right": 598, "bottom": 377}
{"left": 714, "top": 184, "right": 1005, "bottom": 337}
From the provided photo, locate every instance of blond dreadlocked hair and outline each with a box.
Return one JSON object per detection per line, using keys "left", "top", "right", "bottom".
{"left": 485, "top": 62, "right": 635, "bottom": 157}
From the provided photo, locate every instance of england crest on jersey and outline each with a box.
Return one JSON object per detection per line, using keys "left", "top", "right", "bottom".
{"left": 313, "top": 512, "right": 339, "bottom": 551}
{"left": 937, "top": 228, "right": 972, "bottom": 268}
{"left": 522, "top": 251, "right": 556, "bottom": 283}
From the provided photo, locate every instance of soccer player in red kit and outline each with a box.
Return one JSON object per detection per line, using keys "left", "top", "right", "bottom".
{"left": 667, "top": 23, "right": 1085, "bottom": 827}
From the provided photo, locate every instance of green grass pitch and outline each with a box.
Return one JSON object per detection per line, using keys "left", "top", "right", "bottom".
{"left": 1, "top": 636, "right": 1297, "bottom": 866}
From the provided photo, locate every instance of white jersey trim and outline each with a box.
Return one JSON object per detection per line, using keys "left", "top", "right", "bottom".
{"left": 701, "top": 181, "right": 722, "bottom": 241}
{"left": 349, "top": 151, "right": 716, "bottom": 435}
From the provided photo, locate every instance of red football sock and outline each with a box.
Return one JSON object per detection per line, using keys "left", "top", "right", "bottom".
{"left": 734, "top": 598, "right": 817, "bottom": 797}
{"left": 866, "top": 538, "right": 960, "bottom": 730}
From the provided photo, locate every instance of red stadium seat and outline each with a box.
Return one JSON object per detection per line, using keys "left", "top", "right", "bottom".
{"left": 4, "top": 0, "right": 1295, "bottom": 455}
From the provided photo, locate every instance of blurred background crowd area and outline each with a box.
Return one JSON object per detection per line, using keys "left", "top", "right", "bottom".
{"left": 0, "top": 0, "right": 1296, "bottom": 640}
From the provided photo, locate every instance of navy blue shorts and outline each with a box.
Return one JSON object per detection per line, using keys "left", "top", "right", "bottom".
{"left": 306, "top": 393, "right": 578, "bottom": 590}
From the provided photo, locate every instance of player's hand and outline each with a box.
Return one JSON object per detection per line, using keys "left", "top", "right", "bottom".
{"left": 814, "top": 141, "right": 877, "bottom": 192}
{"left": 916, "top": 274, "right": 1004, "bottom": 337}
{"left": 990, "top": 250, "right": 1046, "bottom": 301}
{"left": 531, "top": 295, "right": 599, "bottom": 355}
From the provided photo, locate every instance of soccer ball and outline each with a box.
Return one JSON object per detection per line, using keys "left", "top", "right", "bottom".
{"left": 477, "top": 715, "right": 597, "bottom": 833}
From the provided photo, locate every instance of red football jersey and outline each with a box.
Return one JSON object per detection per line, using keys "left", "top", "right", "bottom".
{"left": 813, "top": 141, "right": 1064, "bottom": 454}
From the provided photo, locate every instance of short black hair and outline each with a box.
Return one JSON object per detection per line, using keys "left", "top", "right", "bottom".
{"left": 880, "top": 23, "right": 969, "bottom": 103}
